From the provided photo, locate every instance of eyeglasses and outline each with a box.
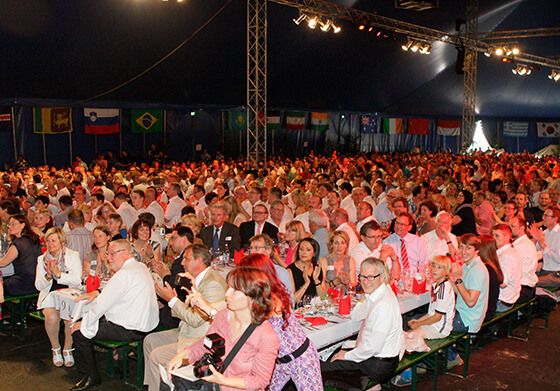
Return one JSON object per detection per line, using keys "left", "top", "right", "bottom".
{"left": 247, "top": 245, "right": 267, "bottom": 252}
{"left": 358, "top": 273, "right": 380, "bottom": 282}
{"left": 106, "top": 249, "right": 126, "bottom": 257}
{"left": 363, "top": 234, "right": 383, "bottom": 240}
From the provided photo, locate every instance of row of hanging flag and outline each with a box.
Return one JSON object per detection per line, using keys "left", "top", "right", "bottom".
{"left": 503, "top": 121, "right": 560, "bottom": 138}
{"left": 228, "top": 110, "right": 329, "bottom": 132}
{"left": 0, "top": 107, "right": 164, "bottom": 135}
{"left": 360, "top": 116, "right": 462, "bottom": 136}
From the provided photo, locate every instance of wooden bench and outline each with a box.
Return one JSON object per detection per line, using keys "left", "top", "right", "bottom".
{"left": 0, "top": 293, "right": 39, "bottom": 339}
{"left": 94, "top": 339, "right": 144, "bottom": 390}
{"left": 323, "top": 331, "right": 469, "bottom": 391}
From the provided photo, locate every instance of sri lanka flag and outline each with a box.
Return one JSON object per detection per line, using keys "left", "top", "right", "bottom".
{"left": 84, "top": 108, "right": 120, "bottom": 134}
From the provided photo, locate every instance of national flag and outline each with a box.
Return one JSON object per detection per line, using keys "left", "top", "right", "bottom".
{"left": 229, "top": 111, "right": 247, "bottom": 131}
{"left": 360, "top": 115, "right": 378, "bottom": 134}
{"left": 537, "top": 122, "right": 560, "bottom": 138}
{"left": 131, "top": 109, "right": 162, "bottom": 133}
{"left": 84, "top": 108, "right": 120, "bottom": 135}
{"left": 311, "top": 112, "right": 329, "bottom": 131}
{"left": 266, "top": 110, "right": 280, "bottom": 130}
{"left": 408, "top": 118, "right": 430, "bottom": 135}
{"left": 286, "top": 111, "right": 306, "bottom": 130}
{"left": 381, "top": 118, "right": 403, "bottom": 134}
{"left": 33, "top": 107, "right": 73, "bottom": 134}
{"left": 503, "top": 121, "right": 528, "bottom": 137}
{"left": 437, "top": 120, "right": 461, "bottom": 136}
{"left": 257, "top": 110, "right": 281, "bottom": 130}
{"left": 0, "top": 107, "right": 12, "bottom": 132}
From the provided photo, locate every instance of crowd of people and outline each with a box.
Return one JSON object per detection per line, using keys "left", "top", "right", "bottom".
{"left": 0, "top": 149, "right": 559, "bottom": 390}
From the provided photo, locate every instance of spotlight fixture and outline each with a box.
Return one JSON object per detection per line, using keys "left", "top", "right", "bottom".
{"left": 402, "top": 40, "right": 413, "bottom": 51}
{"left": 293, "top": 13, "right": 307, "bottom": 25}
{"left": 332, "top": 22, "right": 341, "bottom": 34}
{"left": 319, "top": 19, "right": 332, "bottom": 32}
{"left": 512, "top": 47, "right": 520, "bottom": 55}
{"left": 484, "top": 46, "right": 493, "bottom": 57}
{"left": 495, "top": 47, "right": 504, "bottom": 56}
{"left": 402, "top": 38, "right": 431, "bottom": 55}
{"left": 549, "top": 70, "right": 560, "bottom": 82}
{"left": 512, "top": 65, "right": 531, "bottom": 75}
{"left": 307, "top": 15, "right": 318, "bottom": 29}
{"left": 419, "top": 43, "right": 431, "bottom": 55}
{"left": 410, "top": 42, "right": 420, "bottom": 52}
{"left": 359, "top": 25, "right": 365, "bottom": 30}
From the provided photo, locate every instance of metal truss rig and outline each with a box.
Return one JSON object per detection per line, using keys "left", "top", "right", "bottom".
{"left": 247, "top": 0, "right": 267, "bottom": 166}
{"left": 269, "top": 0, "right": 560, "bottom": 69}
{"left": 461, "top": 0, "right": 478, "bottom": 153}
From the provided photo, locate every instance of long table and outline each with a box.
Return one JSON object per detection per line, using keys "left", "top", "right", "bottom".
{"left": 306, "top": 291, "right": 430, "bottom": 359}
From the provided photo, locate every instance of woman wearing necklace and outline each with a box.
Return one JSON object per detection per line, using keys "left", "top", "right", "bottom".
{"left": 318, "top": 231, "right": 357, "bottom": 290}
{"left": 83, "top": 225, "right": 112, "bottom": 278}
{"left": 130, "top": 219, "right": 162, "bottom": 267}
{"left": 34, "top": 227, "right": 82, "bottom": 368}
{"left": 166, "top": 267, "right": 280, "bottom": 391}
{"left": 287, "top": 238, "right": 325, "bottom": 305}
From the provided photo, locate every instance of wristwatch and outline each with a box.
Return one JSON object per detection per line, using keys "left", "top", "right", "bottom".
{"left": 209, "top": 308, "right": 218, "bottom": 319}
{"left": 455, "top": 278, "right": 463, "bottom": 285}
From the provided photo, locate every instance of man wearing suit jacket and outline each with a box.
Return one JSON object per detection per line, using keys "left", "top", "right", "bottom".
{"left": 239, "top": 202, "right": 279, "bottom": 248}
{"left": 199, "top": 203, "right": 241, "bottom": 258}
{"left": 143, "top": 244, "right": 228, "bottom": 391}
{"left": 152, "top": 225, "right": 194, "bottom": 329}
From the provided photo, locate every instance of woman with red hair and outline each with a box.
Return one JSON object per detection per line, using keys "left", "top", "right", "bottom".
{"left": 238, "top": 254, "right": 323, "bottom": 391}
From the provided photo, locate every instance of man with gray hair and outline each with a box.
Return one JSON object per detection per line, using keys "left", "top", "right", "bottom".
{"left": 310, "top": 209, "right": 330, "bottom": 258}
{"left": 71, "top": 240, "right": 159, "bottom": 390}
{"left": 321, "top": 257, "right": 404, "bottom": 389}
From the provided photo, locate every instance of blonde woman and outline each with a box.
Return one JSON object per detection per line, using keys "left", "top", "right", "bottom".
{"left": 318, "top": 230, "right": 356, "bottom": 289}
{"left": 35, "top": 227, "right": 82, "bottom": 367}
{"left": 282, "top": 220, "right": 306, "bottom": 266}
{"left": 290, "top": 189, "right": 308, "bottom": 216}
{"left": 180, "top": 213, "right": 204, "bottom": 245}
{"left": 223, "top": 195, "right": 251, "bottom": 226}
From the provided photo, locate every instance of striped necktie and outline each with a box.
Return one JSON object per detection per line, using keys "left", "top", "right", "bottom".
{"left": 401, "top": 238, "right": 410, "bottom": 271}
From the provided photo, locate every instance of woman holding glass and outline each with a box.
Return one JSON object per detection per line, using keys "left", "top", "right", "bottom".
{"left": 35, "top": 227, "right": 82, "bottom": 367}
{"left": 318, "top": 231, "right": 357, "bottom": 290}
{"left": 287, "top": 238, "right": 325, "bottom": 305}
{"left": 166, "top": 267, "right": 280, "bottom": 391}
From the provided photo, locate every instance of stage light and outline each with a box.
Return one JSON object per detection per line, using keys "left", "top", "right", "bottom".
{"left": 332, "top": 23, "right": 341, "bottom": 34}
{"left": 368, "top": 27, "right": 373, "bottom": 32}
{"left": 512, "top": 47, "right": 520, "bottom": 55}
{"left": 359, "top": 25, "right": 365, "bottom": 30}
{"left": 411, "top": 42, "right": 419, "bottom": 52}
{"left": 293, "top": 13, "right": 307, "bottom": 25}
{"left": 495, "top": 47, "right": 504, "bottom": 56}
{"left": 512, "top": 65, "right": 531, "bottom": 76}
{"left": 549, "top": 70, "right": 560, "bottom": 82}
{"left": 308, "top": 16, "right": 318, "bottom": 29}
{"left": 484, "top": 47, "right": 493, "bottom": 57}
{"left": 402, "top": 40, "right": 413, "bottom": 51}
{"left": 419, "top": 43, "right": 431, "bottom": 55}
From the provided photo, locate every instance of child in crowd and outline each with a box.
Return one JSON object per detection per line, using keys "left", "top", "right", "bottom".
{"left": 392, "top": 255, "right": 456, "bottom": 387}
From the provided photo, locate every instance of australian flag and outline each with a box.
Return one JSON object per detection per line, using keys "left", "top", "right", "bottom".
{"left": 360, "top": 114, "right": 378, "bottom": 134}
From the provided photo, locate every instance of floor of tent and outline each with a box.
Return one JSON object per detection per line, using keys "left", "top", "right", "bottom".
{"left": 1, "top": 308, "right": 559, "bottom": 391}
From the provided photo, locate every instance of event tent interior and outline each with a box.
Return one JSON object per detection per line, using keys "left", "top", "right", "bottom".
{"left": 1, "top": 0, "right": 559, "bottom": 166}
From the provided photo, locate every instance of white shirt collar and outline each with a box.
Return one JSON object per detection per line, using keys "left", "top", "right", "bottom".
{"left": 194, "top": 267, "right": 210, "bottom": 287}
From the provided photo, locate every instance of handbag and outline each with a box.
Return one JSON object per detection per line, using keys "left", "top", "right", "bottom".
{"left": 171, "top": 323, "right": 259, "bottom": 391}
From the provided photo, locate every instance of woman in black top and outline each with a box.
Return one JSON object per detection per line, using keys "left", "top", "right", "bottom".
{"left": 287, "top": 238, "right": 325, "bottom": 305}
{"left": 478, "top": 235, "right": 504, "bottom": 322}
{"left": 451, "top": 190, "right": 477, "bottom": 236}
{"left": 0, "top": 214, "right": 42, "bottom": 296}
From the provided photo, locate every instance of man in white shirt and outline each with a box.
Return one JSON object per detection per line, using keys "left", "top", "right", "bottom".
{"left": 383, "top": 213, "right": 428, "bottom": 273}
{"left": 530, "top": 206, "right": 560, "bottom": 287}
{"left": 144, "top": 187, "right": 165, "bottom": 228}
{"left": 190, "top": 184, "right": 207, "bottom": 214}
{"left": 422, "top": 211, "right": 459, "bottom": 262}
{"left": 356, "top": 201, "right": 376, "bottom": 233}
{"left": 143, "top": 244, "right": 227, "bottom": 391}
{"left": 321, "top": 258, "right": 404, "bottom": 388}
{"left": 508, "top": 215, "right": 538, "bottom": 303}
{"left": 295, "top": 194, "right": 322, "bottom": 233}
{"left": 329, "top": 208, "right": 360, "bottom": 251}
{"left": 267, "top": 200, "right": 291, "bottom": 234}
{"left": 89, "top": 192, "right": 104, "bottom": 220}
{"left": 130, "top": 189, "right": 147, "bottom": 216}
{"left": 491, "top": 224, "right": 522, "bottom": 311}
{"left": 113, "top": 192, "right": 138, "bottom": 230}
{"left": 164, "top": 183, "right": 187, "bottom": 231}
{"left": 350, "top": 220, "right": 400, "bottom": 281}
{"left": 71, "top": 240, "right": 159, "bottom": 391}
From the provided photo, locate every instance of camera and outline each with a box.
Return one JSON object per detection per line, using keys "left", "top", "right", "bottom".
{"left": 175, "top": 275, "right": 193, "bottom": 290}
{"left": 193, "top": 333, "right": 225, "bottom": 378}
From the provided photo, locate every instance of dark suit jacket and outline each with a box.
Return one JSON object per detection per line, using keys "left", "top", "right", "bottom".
{"left": 239, "top": 220, "right": 279, "bottom": 247}
{"left": 199, "top": 221, "right": 241, "bottom": 257}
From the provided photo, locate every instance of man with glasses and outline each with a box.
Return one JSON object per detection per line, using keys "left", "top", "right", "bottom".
{"left": 248, "top": 234, "right": 294, "bottom": 300}
{"left": 71, "top": 240, "right": 159, "bottom": 391}
{"left": 530, "top": 206, "right": 560, "bottom": 287}
{"left": 350, "top": 221, "right": 400, "bottom": 281}
{"left": 321, "top": 258, "right": 404, "bottom": 390}
{"left": 143, "top": 244, "right": 227, "bottom": 391}
{"left": 239, "top": 202, "right": 278, "bottom": 248}
{"left": 267, "top": 200, "right": 290, "bottom": 234}
{"left": 384, "top": 213, "right": 427, "bottom": 274}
